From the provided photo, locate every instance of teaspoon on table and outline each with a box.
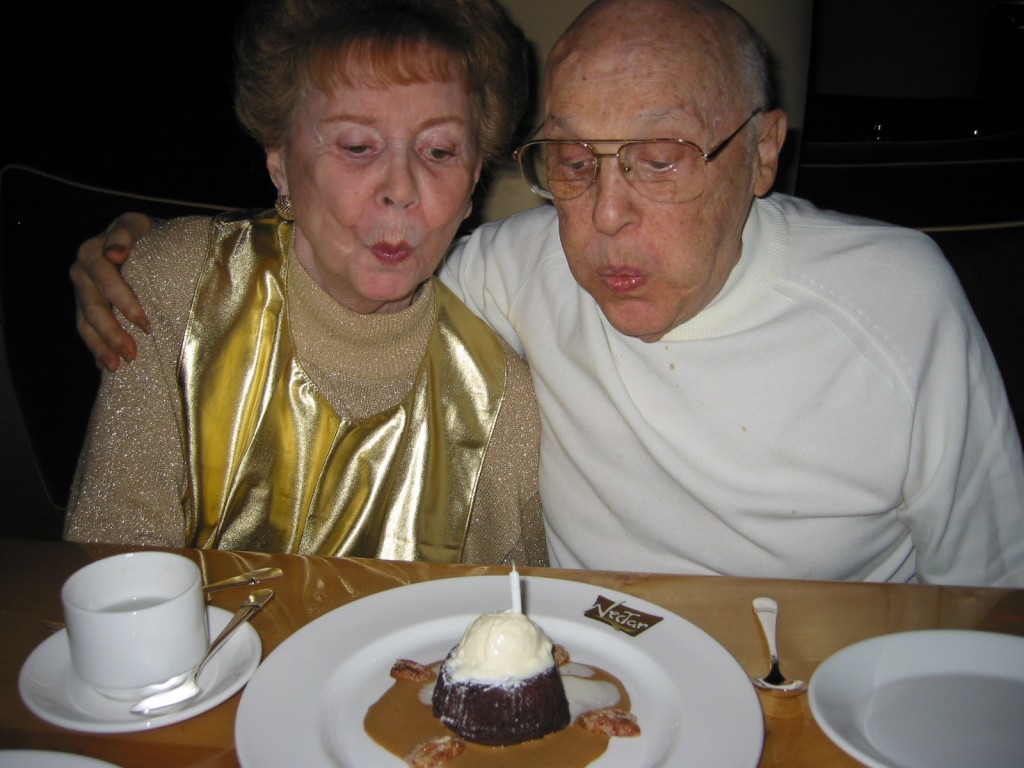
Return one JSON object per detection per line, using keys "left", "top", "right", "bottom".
{"left": 130, "top": 588, "right": 274, "bottom": 716}
{"left": 751, "top": 596, "right": 806, "bottom": 695}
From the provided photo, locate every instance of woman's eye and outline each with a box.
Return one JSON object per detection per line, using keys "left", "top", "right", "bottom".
{"left": 343, "top": 144, "right": 374, "bottom": 156}
{"left": 423, "top": 146, "right": 456, "bottom": 161}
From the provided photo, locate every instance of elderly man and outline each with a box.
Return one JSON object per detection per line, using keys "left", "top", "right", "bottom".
{"left": 446, "top": 0, "right": 1024, "bottom": 586}
{"left": 72, "top": 0, "right": 1024, "bottom": 586}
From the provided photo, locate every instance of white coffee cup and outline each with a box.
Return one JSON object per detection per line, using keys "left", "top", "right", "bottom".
{"left": 61, "top": 551, "right": 209, "bottom": 700}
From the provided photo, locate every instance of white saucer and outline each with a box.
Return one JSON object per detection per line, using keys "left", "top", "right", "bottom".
{"left": 18, "top": 605, "right": 262, "bottom": 733}
{"left": 809, "top": 629, "right": 1024, "bottom": 768}
{"left": 0, "top": 751, "right": 122, "bottom": 768}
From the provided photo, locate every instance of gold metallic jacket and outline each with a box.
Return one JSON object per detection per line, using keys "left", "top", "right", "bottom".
{"left": 179, "top": 211, "right": 507, "bottom": 561}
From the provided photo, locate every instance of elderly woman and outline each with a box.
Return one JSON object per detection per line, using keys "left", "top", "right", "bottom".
{"left": 64, "top": 0, "right": 547, "bottom": 566}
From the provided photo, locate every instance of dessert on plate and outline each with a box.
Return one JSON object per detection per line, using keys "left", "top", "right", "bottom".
{"left": 431, "top": 609, "right": 571, "bottom": 746}
{"left": 366, "top": 608, "right": 640, "bottom": 767}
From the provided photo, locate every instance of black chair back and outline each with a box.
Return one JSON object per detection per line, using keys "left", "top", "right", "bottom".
{"left": 0, "top": 164, "right": 232, "bottom": 537}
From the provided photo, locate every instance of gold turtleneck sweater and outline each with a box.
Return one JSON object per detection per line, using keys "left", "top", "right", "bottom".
{"left": 65, "top": 215, "right": 547, "bottom": 567}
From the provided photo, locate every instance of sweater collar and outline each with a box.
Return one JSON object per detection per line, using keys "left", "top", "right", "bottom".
{"left": 287, "top": 250, "right": 434, "bottom": 381}
{"left": 660, "top": 194, "right": 789, "bottom": 341}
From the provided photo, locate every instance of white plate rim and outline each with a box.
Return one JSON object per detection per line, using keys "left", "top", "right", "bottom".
{"left": 0, "top": 751, "right": 122, "bottom": 768}
{"left": 808, "top": 628, "right": 1024, "bottom": 768}
{"left": 18, "top": 605, "right": 262, "bottom": 733}
{"left": 235, "top": 574, "right": 764, "bottom": 767}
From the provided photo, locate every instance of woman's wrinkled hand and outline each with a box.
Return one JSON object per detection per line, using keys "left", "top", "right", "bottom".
{"left": 70, "top": 212, "right": 155, "bottom": 372}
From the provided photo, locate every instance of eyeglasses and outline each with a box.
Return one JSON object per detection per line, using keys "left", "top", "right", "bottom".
{"left": 514, "top": 109, "right": 762, "bottom": 204}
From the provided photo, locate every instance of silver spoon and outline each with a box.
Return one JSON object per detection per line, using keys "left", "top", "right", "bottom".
{"left": 130, "top": 588, "right": 274, "bottom": 716}
{"left": 751, "top": 596, "right": 806, "bottom": 695}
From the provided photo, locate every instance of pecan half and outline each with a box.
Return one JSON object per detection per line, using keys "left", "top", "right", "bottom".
{"left": 552, "top": 643, "right": 570, "bottom": 666}
{"left": 577, "top": 707, "right": 641, "bottom": 737}
{"left": 390, "top": 658, "right": 434, "bottom": 683}
{"left": 405, "top": 735, "right": 466, "bottom": 767}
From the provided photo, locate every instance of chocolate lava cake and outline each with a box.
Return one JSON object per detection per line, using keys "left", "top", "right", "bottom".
{"left": 431, "top": 610, "right": 570, "bottom": 746}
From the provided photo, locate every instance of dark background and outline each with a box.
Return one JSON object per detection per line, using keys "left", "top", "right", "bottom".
{"left": 4, "top": 1, "right": 1023, "bottom": 223}
{"left": 2, "top": 2, "right": 274, "bottom": 540}
{"left": 796, "top": 0, "right": 1024, "bottom": 228}
{"left": 4, "top": 2, "right": 273, "bottom": 208}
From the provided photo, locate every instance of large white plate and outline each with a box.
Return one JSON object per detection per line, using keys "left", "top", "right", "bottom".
{"left": 18, "top": 605, "right": 261, "bottom": 734}
{"left": 235, "top": 574, "right": 763, "bottom": 767}
{"left": 809, "top": 629, "right": 1024, "bottom": 768}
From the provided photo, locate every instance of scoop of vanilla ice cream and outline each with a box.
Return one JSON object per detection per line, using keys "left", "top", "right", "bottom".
{"left": 444, "top": 610, "right": 554, "bottom": 683}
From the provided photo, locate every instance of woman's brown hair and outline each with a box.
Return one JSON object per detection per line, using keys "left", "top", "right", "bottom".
{"left": 233, "top": 0, "right": 530, "bottom": 166}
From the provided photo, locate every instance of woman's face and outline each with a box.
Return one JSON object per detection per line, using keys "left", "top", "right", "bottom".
{"left": 267, "top": 70, "right": 481, "bottom": 314}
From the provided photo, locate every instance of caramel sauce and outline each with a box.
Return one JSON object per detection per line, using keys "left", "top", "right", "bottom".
{"left": 365, "top": 661, "right": 632, "bottom": 767}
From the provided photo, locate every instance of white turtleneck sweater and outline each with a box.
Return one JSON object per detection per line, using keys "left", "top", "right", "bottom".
{"left": 440, "top": 193, "right": 1024, "bottom": 587}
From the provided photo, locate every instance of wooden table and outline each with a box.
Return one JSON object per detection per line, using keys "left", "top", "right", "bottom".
{"left": 2, "top": 537, "right": 1022, "bottom": 767}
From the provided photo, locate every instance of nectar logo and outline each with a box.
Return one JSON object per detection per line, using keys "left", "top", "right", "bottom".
{"left": 584, "top": 595, "right": 663, "bottom": 637}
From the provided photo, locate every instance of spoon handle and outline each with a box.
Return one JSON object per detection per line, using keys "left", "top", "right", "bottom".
{"left": 753, "top": 596, "right": 781, "bottom": 664}
{"left": 203, "top": 567, "right": 283, "bottom": 592}
{"left": 197, "top": 588, "right": 274, "bottom": 679}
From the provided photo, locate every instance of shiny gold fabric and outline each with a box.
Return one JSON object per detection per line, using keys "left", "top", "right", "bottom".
{"left": 178, "top": 211, "right": 507, "bottom": 561}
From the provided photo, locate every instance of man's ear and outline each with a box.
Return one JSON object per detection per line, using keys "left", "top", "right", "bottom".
{"left": 752, "top": 109, "right": 788, "bottom": 197}
{"left": 266, "top": 147, "right": 288, "bottom": 195}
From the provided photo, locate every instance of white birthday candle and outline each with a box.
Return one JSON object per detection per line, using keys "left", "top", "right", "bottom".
{"left": 509, "top": 563, "right": 522, "bottom": 613}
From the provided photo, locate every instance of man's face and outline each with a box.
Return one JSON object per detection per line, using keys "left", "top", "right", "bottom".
{"left": 543, "top": 19, "right": 784, "bottom": 342}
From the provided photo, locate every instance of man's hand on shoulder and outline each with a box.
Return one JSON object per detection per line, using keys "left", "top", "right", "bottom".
{"left": 70, "top": 212, "right": 156, "bottom": 372}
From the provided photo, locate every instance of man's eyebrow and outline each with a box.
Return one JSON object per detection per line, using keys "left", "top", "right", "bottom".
{"left": 546, "top": 107, "right": 699, "bottom": 134}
